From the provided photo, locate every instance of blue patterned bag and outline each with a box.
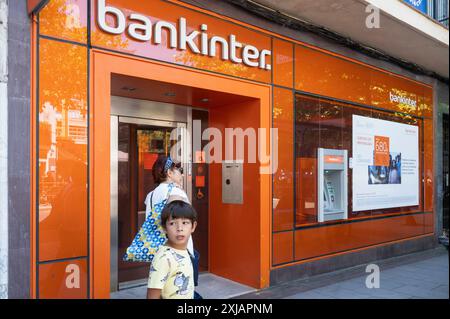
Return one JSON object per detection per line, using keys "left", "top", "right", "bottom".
{"left": 123, "top": 183, "right": 174, "bottom": 262}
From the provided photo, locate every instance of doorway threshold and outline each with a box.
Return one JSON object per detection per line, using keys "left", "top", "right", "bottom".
{"left": 118, "top": 278, "right": 148, "bottom": 291}
{"left": 110, "top": 273, "right": 256, "bottom": 299}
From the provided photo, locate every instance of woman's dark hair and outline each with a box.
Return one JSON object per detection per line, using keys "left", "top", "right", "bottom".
{"left": 152, "top": 155, "right": 181, "bottom": 184}
{"left": 161, "top": 200, "right": 197, "bottom": 227}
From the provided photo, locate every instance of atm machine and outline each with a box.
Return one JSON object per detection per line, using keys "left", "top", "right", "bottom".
{"left": 317, "top": 148, "right": 348, "bottom": 222}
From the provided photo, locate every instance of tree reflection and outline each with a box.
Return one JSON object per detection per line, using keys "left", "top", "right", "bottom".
{"left": 175, "top": 50, "right": 261, "bottom": 81}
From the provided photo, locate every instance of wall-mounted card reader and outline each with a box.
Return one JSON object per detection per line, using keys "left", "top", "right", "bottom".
{"left": 318, "top": 148, "right": 348, "bottom": 222}
{"left": 222, "top": 161, "right": 243, "bottom": 204}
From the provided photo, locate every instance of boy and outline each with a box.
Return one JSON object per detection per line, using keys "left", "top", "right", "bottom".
{"left": 147, "top": 199, "right": 197, "bottom": 299}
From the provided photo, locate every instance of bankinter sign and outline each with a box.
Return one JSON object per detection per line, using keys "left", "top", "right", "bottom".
{"left": 96, "top": 0, "right": 272, "bottom": 70}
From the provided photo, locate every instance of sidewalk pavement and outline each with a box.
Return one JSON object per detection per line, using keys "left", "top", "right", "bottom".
{"left": 111, "top": 272, "right": 256, "bottom": 299}
{"left": 234, "top": 247, "right": 449, "bottom": 299}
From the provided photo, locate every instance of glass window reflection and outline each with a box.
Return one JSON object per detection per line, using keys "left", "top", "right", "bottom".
{"left": 295, "top": 94, "right": 423, "bottom": 227}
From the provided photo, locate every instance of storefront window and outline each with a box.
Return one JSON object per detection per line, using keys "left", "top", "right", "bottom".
{"left": 38, "top": 39, "right": 88, "bottom": 261}
{"left": 40, "top": 0, "right": 88, "bottom": 44}
{"left": 295, "top": 94, "right": 423, "bottom": 227}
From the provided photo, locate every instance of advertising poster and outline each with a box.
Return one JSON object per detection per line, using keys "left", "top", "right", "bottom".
{"left": 352, "top": 115, "right": 419, "bottom": 211}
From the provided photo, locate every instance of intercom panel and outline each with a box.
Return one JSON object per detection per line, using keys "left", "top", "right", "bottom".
{"left": 222, "top": 161, "right": 243, "bottom": 204}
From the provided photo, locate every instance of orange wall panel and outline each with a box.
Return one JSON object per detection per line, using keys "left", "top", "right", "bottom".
{"left": 370, "top": 70, "right": 423, "bottom": 116}
{"left": 296, "top": 157, "right": 318, "bottom": 226}
{"left": 295, "top": 214, "right": 426, "bottom": 260}
{"left": 39, "top": 259, "right": 87, "bottom": 299}
{"left": 420, "top": 87, "right": 433, "bottom": 118}
{"left": 295, "top": 45, "right": 371, "bottom": 105}
{"left": 38, "top": 39, "right": 88, "bottom": 262}
{"left": 39, "top": 0, "right": 88, "bottom": 44}
{"left": 424, "top": 212, "right": 434, "bottom": 234}
{"left": 295, "top": 45, "right": 430, "bottom": 119}
{"left": 273, "top": 38, "right": 294, "bottom": 88}
{"left": 273, "top": 232, "right": 294, "bottom": 265}
{"left": 273, "top": 88, "right": 294, "bottom": 231}
{"left": 209, "top": 100, "right": 262, "bottom": 288}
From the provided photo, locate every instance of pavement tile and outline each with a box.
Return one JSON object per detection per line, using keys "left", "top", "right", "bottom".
{"left": 413, "top": 259, "right": 448, "bottom": 269}
{"left": 374, "top": 280, "right": 405, "bottom": 290}
{"left": 364, "top": 288, "right": 413, "bottom": 299}
{"left": 385, "top": 272, "right": 444, "bottom": 285}
{"left": 391, "top": 277, "right": 442, "bottom": 290}
{"left": 237, "top": 250, "right": 449, "bottom": 300}
{"left": 343, "top": 289, "right": 377, "bottom": 298}
{"left": 284, "top": 291, "right": 334, "bottom": 299}
{"left": 379, "top": 273, "right": 402, "bottom": 281}
{"left": 308, "top": 285, "right": 372, "bottom": 299}
{"left": 312, "top": 283, "right": 347, "bottom": 293}
{"left": 396, "top": 268, "right": 438, "bottom": 278}
{"left": 336, "top": 279, "right": 367, "bottom": 290}
{"left": 392, "top": 285, "right": 448, "bottom": 299}
{"left": 324, "top": 288, "right": 372, "bottom": 299}
{"left": 431, "top": 284, "right": 450, "bottom": 294}
{"left": 410, "top": 275, "right": 447, "bottom": 285}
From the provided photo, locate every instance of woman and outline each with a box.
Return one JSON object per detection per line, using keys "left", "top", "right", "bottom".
{"left": 145, "top": 155, "right": 201, "bottom": 298}
{"left": 145, "top": 155, "right": 192, "bottom": 253}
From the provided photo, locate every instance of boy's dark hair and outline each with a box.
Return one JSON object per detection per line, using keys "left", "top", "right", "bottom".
{"left": 152, "top": 155, "right": 181, "bottom": 184}
{"left": 161, "top": 200, "right": 197, "bottom": 228}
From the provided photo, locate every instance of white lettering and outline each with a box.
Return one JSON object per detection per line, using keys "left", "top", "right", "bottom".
{"left": 96, "top": 0, "right": 272, "bottom": 70}
{"left": 259, "top": 128, "right": 278, "bottom": 174}
{"left": 193, "top": 120, "right": 203, "bottom": 163}
{"left": 365, "top": 264, "right": 380, "bottom": 289}
{"left": 229, "top": 34, "right": 243, "bottom": 64}
{"left": 243, "top": 45, "right": 259, "bottom": 68}
{"left": 259, "top": 49, "right": 271, "bottom": 70}
{"left": 225, "top": 128, "right": 257, "bottom": 163}
{"left": 202, "top": 128, "right": 222, "bottom": 164}
{"left": 178, "top": 303, "right": 212, "bottom": 316}
{"left": 66, "top": 4, "right": 82, "bottom": 29}
{"left": 170, "top": 125, "right": 279, "bottom": 174}
{"left": 200, "top": 24, "right": 209, "bottom": 55}
{"left": 65, "top": 264, "right": 80, "bottom": 289}
{"left": 389, "top": 91, "right": 417, "bottom": 108}
{"left": 410, "top": 0, "right": 424, "bottom": 7}
{"left": 365, "top": 4, "right": 380, "bottom": 29}
{"left": 209, "top": 36, "right": 229, "bottom": 60}
{"left": 128, "top": 13, "right": 152, "bottom": 41}
{"left": 97, "top": 0, "right": 126, "bottom": 35}
{"left": 179, "top": 17, "right": 200, "bottom": 53}
{"left": 154, "top": 21, "right": 178, "bottom": 48}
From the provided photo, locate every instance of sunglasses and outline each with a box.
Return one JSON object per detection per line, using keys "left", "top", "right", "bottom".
{"left": 174, "top": 165, "right": 183, "bottom": 174}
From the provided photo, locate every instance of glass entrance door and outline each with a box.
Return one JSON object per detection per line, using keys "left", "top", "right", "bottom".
{"left": 111, "top": 116, "right": 187, "bottom": 291}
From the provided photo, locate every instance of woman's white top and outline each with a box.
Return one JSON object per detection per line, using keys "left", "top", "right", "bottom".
{"left": 144, "top": 182, "right": 194, "bottom": 256}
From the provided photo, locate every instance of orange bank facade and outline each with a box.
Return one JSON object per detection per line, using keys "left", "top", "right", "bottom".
{"left": 26, "top": 0, "right": 437, "bottom": 298}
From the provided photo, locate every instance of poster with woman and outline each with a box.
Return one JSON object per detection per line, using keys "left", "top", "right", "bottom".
{"left": 352, "top": 115, "right": 419, "bottom": 212}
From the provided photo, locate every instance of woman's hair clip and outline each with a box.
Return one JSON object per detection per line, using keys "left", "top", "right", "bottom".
{"left": 164, "top": 156, "right": 174, "bottom": 172}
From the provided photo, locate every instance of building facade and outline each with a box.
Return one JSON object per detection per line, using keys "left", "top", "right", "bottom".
{"left": 1, "top": 0, "right": 448, "bottom": 298}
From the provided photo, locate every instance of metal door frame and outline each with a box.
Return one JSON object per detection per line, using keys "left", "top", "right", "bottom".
{"left": 110, "top": 109, "right": 192, "bottom": 292}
